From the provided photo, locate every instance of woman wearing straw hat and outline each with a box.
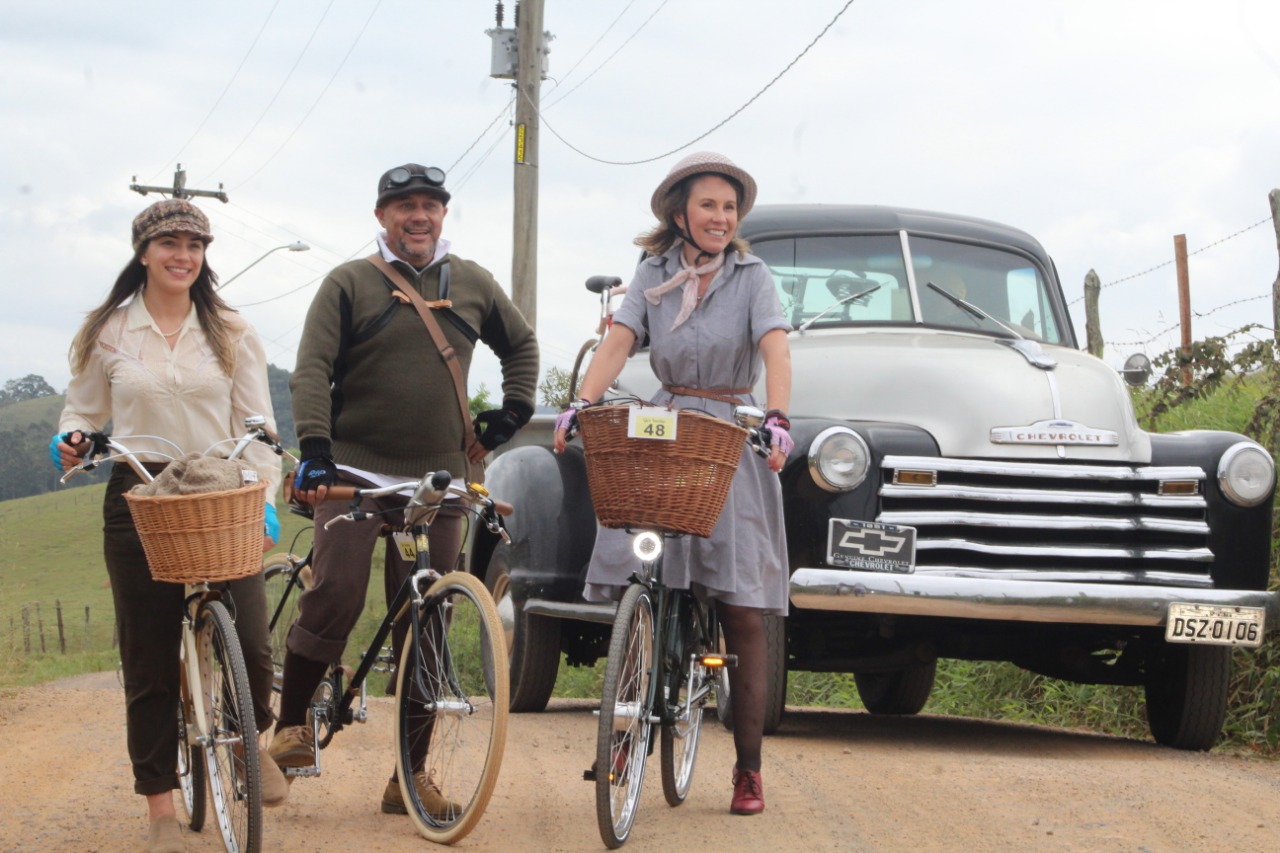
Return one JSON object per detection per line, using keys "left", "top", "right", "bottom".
{"left": 555, "top": 151, "right": 792, "bottom": 816}
{"left": 49, "top": 199, "right": 288, "bottom": 852}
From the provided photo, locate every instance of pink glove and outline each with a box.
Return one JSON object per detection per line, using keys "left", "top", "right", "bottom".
{"left": 764, "top": 412, "right": 794, "bottom": 458}
{"left": 554, "top": 399, "right": 590, "bottom": 440}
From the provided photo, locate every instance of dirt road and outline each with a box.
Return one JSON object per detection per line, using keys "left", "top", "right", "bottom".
{"left": 3, "top": 671, "right": 1279, "bottom": 852}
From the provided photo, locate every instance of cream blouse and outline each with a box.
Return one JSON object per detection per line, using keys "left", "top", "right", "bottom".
{"left": 59, "top": 296, "right": 283, "bottom": 498}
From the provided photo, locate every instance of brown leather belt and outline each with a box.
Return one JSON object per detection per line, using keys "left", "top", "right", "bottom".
{"left": 662, "top": 384, "right": 752, "bottom": 405}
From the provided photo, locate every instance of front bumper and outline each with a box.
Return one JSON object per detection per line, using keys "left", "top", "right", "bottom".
{"left": 789, "top": 567, "right": 1280, "bottom": 631}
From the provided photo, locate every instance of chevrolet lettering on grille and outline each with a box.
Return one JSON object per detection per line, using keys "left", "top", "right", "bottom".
{"left": 990, "top": 418, "right": 1119, "bottom": 446}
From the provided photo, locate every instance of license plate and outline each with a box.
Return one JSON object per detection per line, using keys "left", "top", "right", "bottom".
{"left": 1165, "top": 602, "right": 1265, "bottom": 648}
{"left": 827, "top": 519, "right": 916, "bottom": 573}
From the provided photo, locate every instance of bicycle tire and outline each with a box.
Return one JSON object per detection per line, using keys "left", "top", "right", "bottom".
{"left": 262, "top": 553, "right": 309, "bottom": 708}
{"left": 595, "top": 583, "right": 656, "bottom": 849}
{"left": 393, "top": 572, "right": 509, "bottom": 845}
{"left": 660, "top": 596, "right": 714, "bottom": 807}
{"left": 176, "top": 679, "right": 207, "bottom": 832}
{"left": 196, "top": 599, "right": 263, "bottom": 853}
{"left": 567, "top": 337, "right": 599, "bottom": 401}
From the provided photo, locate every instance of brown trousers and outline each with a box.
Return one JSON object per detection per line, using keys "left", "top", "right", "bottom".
{"left": 104, "top": 463, "right": 275, "bottom": 796}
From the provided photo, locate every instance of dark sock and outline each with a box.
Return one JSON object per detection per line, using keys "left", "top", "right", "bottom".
{"left": 276, "top": 650, "right": 330, "bottom": 731}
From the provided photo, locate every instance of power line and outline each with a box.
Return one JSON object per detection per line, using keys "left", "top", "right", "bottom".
{"left": 229, "top": 0, "right": 385, "bottom": 191}
{"left": 542, "top": 0, "right": 668, "bottom": 111}
{"left": 196, "top": 0, "right": 338, "bottom": 185}
{"left": 447, "top": 94, "right": 516, "bottom": 175}
{"left": 148, "top": 1, "right": 282, "bottom": 182}
{"left": 532, "top": 0, "right": 857, "bottom": 166}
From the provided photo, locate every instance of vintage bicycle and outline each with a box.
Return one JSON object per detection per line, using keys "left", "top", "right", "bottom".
{"left": 571, "top": 400, "right": 771, "bottom": 848}
{"left": 265, "top": 471, "right": 514, "bottom": 844}
{"left": 61, "top": 417, "right": 291, "bottom": 853}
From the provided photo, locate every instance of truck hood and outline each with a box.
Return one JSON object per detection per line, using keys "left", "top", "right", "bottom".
{"left": 618, "top": 328, "right": 1151, "bottom": 462}
{"left": 786, "top": 329, "right": 1151, "bottom": 462}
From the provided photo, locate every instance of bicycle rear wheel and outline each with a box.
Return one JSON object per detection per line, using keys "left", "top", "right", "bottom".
{"left": 660, "top": 597, "right": 715, "bottom": 807}
{"left": 196, "top": 599, "right": 262, "bottom": 853}
{"left": 596, "top": 583, "right": 656, "bottom": 849}
{"left": 176, "top": 675, "right": 207, "bottom": 832}
{"left": 393, "top": 572, "right": 509, "bottom": 845}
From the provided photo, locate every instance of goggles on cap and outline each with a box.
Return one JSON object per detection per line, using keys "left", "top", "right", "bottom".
{"left": 382, "top": 166, "right": 447, "bottom": 193}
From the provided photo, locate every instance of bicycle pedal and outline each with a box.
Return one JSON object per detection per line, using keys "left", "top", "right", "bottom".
{"left": 583, "top": 767, "right": 598, "bottom": 782}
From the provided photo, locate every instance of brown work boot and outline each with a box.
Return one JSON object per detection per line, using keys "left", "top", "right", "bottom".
{"left": 258, "top": 747, "right": 290, "bottom": 807}
{"left": 146, "top": 814, "right": 185, "bottom": 853}
{"left": 381, "top": 771, "right": 462, "bottom": 820}
{"left": 268, "top": 724, "right": 315, "bottom": 769}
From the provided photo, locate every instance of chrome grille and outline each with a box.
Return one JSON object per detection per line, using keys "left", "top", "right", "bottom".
{"left": 878, "top": 455, "right": 1212, "bottom": 588}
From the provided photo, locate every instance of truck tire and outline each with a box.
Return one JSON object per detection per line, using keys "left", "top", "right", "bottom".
{"left": 484, "top": 543, "right": 561, "bottom": 713}
{"left": 1143, "top": 643, "right": 1230, "bottom": 751}
{"left": 716, "top": 613, "right": 787, "bottom": 735}
{"left": 854, "top": 659, "right": 936, "bottom": 715}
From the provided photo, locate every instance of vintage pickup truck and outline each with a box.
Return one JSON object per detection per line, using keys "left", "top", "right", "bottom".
{"left": 471, "top": 204, "right": 1279, "bottom": 750}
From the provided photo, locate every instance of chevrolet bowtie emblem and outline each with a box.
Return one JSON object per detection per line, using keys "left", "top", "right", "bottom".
{"left": 838, "top": 527, "right": 907, "bottom": 558}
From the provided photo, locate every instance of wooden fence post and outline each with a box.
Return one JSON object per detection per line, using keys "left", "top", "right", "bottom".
{"left": 1084, "top": 269, "right": 1103, "bottom": 358}
{"left": 22, "top": 605, "right": 30, "bottom": 655}
{"left": 36, "top": 602, "right": 46, "bottom": 654}
{"left": 85, "top": 604, "right": 91, "bottom": 646}
{"left": 1174, "top": 234, "right": 1191, "bottom": 384}
{"left": 56, "top": 599, "right": 66, "bottom": 654}
{"left": 1270, "top": 189, "right": 1279, "bottom": 343}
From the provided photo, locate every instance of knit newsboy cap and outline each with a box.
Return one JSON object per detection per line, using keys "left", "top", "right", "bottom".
{"left": 131, "top": 199, "right": 214, "bottom": 251}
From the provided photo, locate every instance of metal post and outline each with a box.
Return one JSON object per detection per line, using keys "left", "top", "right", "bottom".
{"left": 512, "top": 0, "right": 546, "bottom": 329}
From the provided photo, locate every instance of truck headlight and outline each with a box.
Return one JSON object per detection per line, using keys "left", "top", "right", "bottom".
{"left": 808, "top": 427, "right": 870, "bottom": 492}
{"left": 1218, "top": 441, "right": 1275, "bottom": 507}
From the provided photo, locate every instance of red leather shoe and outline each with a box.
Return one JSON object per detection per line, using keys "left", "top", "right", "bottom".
{"left": 730, "top": 767, "right": 764, "bottom": 815}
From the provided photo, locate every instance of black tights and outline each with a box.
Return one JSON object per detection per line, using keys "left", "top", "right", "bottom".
{"left": 718, "top": 603, "right": 766, "bottom": 773}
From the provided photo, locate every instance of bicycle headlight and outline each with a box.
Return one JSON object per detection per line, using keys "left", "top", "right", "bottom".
{"left": 808, "top": 426, "right": 870, "bottom": 493}
{"left": 1218, "top": 441, "right": 1275, "bottom": 507}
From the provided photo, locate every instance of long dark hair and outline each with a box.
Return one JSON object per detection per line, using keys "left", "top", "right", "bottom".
{"left": 635, "top": 172, "right": 751, "bottom": 258}
{"left": 69, "top": 241, "right": 241, "bottom": 376}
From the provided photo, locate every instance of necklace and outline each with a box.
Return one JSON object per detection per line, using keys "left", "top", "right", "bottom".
{"left": 156, "top": 324, "right": 183, "bottom": 337}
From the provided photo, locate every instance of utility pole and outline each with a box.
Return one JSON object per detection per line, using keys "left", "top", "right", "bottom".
{"left": 129, "top": 164, "right": 229, "bottom": 203}
{"left": 512, "top": 0, "right": 547, "bottom": 329}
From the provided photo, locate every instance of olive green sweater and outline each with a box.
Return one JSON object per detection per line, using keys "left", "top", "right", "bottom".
{"left": 291, "top": 254, "right": 538, "bottom": 479}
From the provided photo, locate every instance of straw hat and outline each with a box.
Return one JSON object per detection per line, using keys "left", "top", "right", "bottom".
{"left": 650, "top": 151, "right": 757, "bottom": 220}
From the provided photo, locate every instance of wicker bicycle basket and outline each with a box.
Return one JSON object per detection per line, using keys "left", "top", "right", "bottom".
{"left": 578, "top": 405, "right": 746, "bottom": 537}
{"left": 123, "top": 480, "right": 269, "bottom": 584}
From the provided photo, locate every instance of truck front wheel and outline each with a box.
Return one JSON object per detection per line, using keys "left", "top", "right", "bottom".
{"left": 1143, "top": 643, "right": 1230, "bottom": 751}
{"left": 854, "top": 659, "right": 937, "bottom": 715}
{"left": 484, "top": 543, "right": 562, "bottom": 712}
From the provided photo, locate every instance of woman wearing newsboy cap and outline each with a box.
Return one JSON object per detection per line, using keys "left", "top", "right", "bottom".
{"left": 50, "top": 199, "right": 288, "bottom": 852}
{"left": 556, "top": 152, "right": 793, "bottom": 816}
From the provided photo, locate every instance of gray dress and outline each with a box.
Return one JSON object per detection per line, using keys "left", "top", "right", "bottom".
{"left": 582, "top": 244, "right": 791, "bottom": 615}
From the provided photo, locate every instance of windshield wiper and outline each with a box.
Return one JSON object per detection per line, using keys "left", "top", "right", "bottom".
{"left": 925, "top": 282, "right": 1022, "bottom": 339}
{"left": 797, "top": 283, "right": 881, "bottom": 334}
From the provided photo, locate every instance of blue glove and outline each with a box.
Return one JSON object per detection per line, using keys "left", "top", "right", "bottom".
{"left": 48, "top": 432, "right": 68, "bottom": 471}
{"left": 293, "top": 456, "right": 338, "bottom": 492}
{"left": 263, "top": 502, "right": 280, "bottom": 545}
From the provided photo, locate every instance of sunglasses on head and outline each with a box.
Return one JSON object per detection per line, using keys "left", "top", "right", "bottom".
{"left": 383, "top": 166, "right": 447, "bottom": 191}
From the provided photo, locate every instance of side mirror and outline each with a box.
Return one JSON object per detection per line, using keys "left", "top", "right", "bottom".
{"left": 1120, "top": 352, "right": 1152, "bottom": 387}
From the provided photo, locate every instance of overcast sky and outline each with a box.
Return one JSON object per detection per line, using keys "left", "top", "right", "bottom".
{"left": 3, "top": 0, "right": 1278, "bottom": 399}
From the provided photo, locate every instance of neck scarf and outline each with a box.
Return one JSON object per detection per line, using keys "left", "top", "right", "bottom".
{"left": 644, "top": 249, "right": 725, "bottom": 330}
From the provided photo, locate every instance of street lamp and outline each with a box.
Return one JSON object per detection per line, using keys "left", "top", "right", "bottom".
{"left": 218, "top": 241, "right": 310, "bottom": 290}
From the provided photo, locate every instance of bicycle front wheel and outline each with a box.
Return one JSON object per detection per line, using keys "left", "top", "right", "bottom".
{"left": 660, "top": 597, "right": 715, "bottom": 807}
{"left": 196, "top": 599, "right": 262, "bottom": 853}
{"left": 393, "top": 572, "right": 509, "bottom": 845}
{"left": 262, "top": 553, "right": 309, "bottom": 710}
{"left": 596, "top": 583, "right": 656, "bottom": 849}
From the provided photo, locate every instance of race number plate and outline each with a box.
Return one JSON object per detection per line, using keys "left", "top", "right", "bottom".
{"left": 827, "top": 519, "right": 916, "bottom": 573}
{"left": 628, "top": 406, "right": 677, "bottom": 441}
{"left": 1165, "top": 602, "right": 1265, "bottom": 648}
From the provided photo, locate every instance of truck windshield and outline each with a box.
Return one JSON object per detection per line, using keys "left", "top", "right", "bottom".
{"left": 753, "top": 233, "right": 1065, "bottom": 345}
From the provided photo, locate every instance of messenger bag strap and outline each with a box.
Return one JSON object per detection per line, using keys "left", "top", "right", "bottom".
{"left": 365, "top": 255, "right": 479, "bottom": 465}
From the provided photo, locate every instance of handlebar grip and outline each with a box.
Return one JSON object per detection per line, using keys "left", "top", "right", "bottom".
{"left": 323, "top": 485, "right": 361, "bottom": 502}
{"left": 491, "top": 498, "right": 515, "bottom": 517}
